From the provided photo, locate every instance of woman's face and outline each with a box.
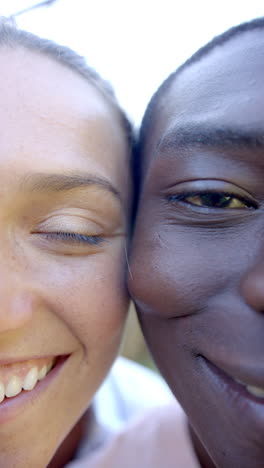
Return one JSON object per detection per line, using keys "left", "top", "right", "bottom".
{"left": 0, "top": 48, "right": 130, "bottom": 467}
{"left": 129, "top": 30, "right": 264, "bottom": 468}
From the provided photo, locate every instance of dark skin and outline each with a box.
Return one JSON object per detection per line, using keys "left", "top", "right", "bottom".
{"left": 129, "top": 29, "right": 264, "bottom": 468}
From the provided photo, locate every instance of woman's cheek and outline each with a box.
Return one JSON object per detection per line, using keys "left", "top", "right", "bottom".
{"left": 31, "top": 242, "right": 128, "bottom": 347}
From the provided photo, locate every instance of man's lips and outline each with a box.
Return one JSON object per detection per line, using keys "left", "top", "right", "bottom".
{"left": 200, "top": 355, "right": 264, "bottom": 403}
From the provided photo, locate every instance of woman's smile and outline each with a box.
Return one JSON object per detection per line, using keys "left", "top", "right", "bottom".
{"left": 0, "top": 356, "right": 69, "bottom": 423}
{"left": 0, "top": 356, "right": 56, "bottom": 401}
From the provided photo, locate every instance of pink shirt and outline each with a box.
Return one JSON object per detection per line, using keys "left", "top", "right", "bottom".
{"left": 68, "top": 402, "right": 200, "bottom": 467}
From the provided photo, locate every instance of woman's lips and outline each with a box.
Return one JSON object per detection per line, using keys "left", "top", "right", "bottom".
{"left": 0, "top": 355, "right": 68, "bottom": 424}
{"left": 0, "top": 357, "right": 57, "bottom": 402}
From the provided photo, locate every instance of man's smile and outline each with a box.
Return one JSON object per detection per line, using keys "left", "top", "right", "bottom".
{"left": 201, "top": 356, "right": 264, "bottom": 404}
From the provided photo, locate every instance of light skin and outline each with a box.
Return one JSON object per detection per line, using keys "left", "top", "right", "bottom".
{"left": 129, "top": 29, "right": 264, "bottom": 468}
{"left": 0, "top": 47, "right": 130, "bottom": 467}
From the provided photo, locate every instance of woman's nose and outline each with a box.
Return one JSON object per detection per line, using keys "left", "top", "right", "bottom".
{"left": 240, "top": 261, "right": 264, "bottom": 313}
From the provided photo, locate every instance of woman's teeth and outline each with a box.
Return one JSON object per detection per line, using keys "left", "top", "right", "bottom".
{"left": 0, "top": 361, "right": 54, "bottom": 402}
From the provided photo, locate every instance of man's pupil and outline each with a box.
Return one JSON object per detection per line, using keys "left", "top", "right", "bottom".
{"left": 200, "top": 193, "right": 231, "bottom": 207}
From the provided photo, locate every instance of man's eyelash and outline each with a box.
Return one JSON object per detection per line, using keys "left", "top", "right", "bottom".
{"left": 42, "top": 232, "right": 104, "bottom": 245}
{"left": 167, "top": 191, "right": 257, "bottom": 207}
{"left": 168, "top": 191, "right": 233, "bottom": 201}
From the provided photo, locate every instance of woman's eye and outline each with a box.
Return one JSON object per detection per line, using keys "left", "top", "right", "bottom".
{"left": 42, "top": 231, "right": 103, "bottom": 245}
{"left": 44, "top": 232, "right": 103, "bottom": 245}
{"left": 32, "top": 230, "right": 105, "bottom": 255}
{"left": 167, "top": 192, "right": 256, "bottom": 209}
{"left": 31, "top": 213, "right": 109, "bottom": 255}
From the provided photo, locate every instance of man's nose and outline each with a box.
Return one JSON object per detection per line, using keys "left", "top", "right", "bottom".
{"left": 240, "top": 260, "right": 264, "bottom": 313}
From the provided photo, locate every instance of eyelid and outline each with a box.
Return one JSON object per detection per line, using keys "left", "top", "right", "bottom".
{"left": 164, "top": 179, "right": 258, "bottom": 203}
{"left": 34, "top": 213, "right": 103, "bottom": 236}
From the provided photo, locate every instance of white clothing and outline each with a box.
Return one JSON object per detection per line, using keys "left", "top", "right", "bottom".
{"left": 70, "top": 402, "right": 200, "bottom": 468}
{"left": 66, "top": 357, "right": 173, "bottom": 466}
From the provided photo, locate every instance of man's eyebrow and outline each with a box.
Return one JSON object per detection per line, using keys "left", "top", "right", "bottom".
{"left": 21, "top": 172, "right": 121, "bottom": 200}
{"left": 158, "top": 125, "right": 264, "bottom": 153}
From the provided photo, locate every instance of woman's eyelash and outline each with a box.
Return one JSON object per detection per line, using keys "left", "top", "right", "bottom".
{"left": 43, "top": 231, "right": 103, "bottom": 245}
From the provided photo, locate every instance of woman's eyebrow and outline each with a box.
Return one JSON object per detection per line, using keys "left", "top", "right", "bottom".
{"left": 21, "top": 172, "right": 121, "bottom": 201}
{"left": 158, "top": 125, "right": 264, "bottom": 153}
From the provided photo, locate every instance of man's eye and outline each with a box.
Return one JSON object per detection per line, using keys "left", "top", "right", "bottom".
{"left": 168, "top": 192, "right": 256, "bottom": 209}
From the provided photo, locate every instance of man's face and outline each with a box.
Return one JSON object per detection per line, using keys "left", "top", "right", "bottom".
{"left": 129, "top": 29, "right": 264, "bottom": 468}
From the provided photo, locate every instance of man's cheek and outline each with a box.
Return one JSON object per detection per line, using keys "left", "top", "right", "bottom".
{"left": 130, "top": 240, "right": 212, "bottom": 318}
{"left": 130, "top": 222, "right": 243, "bottom": 318}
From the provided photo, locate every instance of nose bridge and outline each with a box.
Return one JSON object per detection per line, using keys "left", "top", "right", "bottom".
{"left": 0, "top": 249, "right": 34, "bottom": 333}
{"left": 240, "top": 250, "right": 264, "bottom": 312}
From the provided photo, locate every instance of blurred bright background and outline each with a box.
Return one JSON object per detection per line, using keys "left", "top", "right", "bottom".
{"left": 2, "top": 0, "right": 264, "bottom": 125}
{"left": 1, "top": 0, "right": 264, "bottom": 366}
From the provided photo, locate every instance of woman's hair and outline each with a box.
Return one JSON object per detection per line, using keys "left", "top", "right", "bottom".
{"left": 0, "top": 16, "right": 133, "bottom": 149}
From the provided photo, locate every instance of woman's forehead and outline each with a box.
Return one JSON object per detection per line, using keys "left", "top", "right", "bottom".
{"left": 0, "top": 47, "right": 130, "bottom": 206}
{"left": 0, "top": 47, "right": 115, "bottom": 123}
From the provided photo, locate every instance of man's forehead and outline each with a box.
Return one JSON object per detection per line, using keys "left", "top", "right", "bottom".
{"left": 145, "top": 28, "right": 264, "bottom": 164}
{"left": 168, "top": 31, "right": 264, "bottom": 115}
